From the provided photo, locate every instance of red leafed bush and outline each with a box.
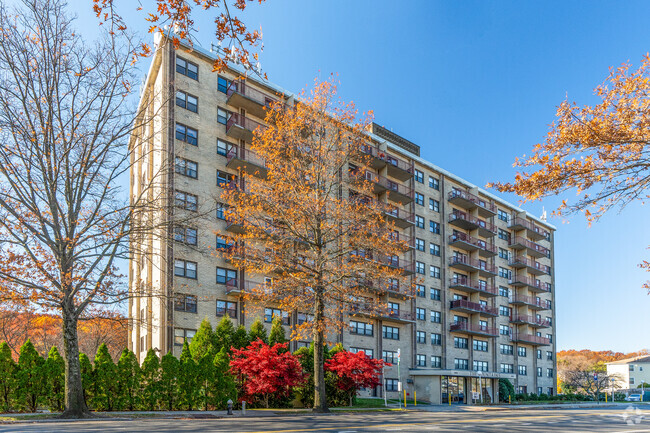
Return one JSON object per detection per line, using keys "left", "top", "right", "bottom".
{"left": 325, "top": 350, "right": 389, "bottom": 406}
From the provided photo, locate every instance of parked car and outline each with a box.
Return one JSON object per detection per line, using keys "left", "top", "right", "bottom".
{"left": 626, "top": 394, "right": 642, "bottom": 402}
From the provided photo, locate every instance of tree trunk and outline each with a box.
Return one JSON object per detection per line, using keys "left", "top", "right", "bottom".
{"left": 312, "top": 293, "right": 329, "bottom": 413}
{"left": 60, "top": 306, "right": 90, "bottom": 418}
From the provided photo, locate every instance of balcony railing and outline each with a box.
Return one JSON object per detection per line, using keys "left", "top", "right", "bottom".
{"left": 226, "top": 113, "right": 267, "bottom": 141}
{"left": 226, "top": 80, "right": 277, "bottom": 118}
{"left": 384, "top": 153, "right": 413, "bottom": 181}
{"left": 510, "top": 333, "right": 551, "bottom": 346}
{"left": 448, "top": 212, "right": 496, "bottom": 236}
{"left": 509, "top": 275, "right": 551, "bottom": 293}
{"left": 352, "top": 278, "right": 414, "bottom": 298}
{"left": 509, "top": 236, "right": 550, "bottom": 258}
{"left": 226, "top": 145, "right": 268, "bottom": 177}
{"left": 448, "top": 189, "right": 497, "bottom": 216}
{"left": 358, "top": 143, "right": 388, "bottom": 169}
{"left": 510, "top": 295, "right": 551, "bottom": 310}
{"left": 349, "top": 303, "right": 414, "bottom": 322}
{"left": 449, "top": 321, "right": 498, "bottom": 337}
{"left": 383, "top": 206, "right": 415, "bottom": 227}
{"left": 508, "top": 256, "right": 551, "bottom": 275}
{"left": 508, "top": 217, "right": 550, "bottom": 240}
{"left": 448, "top": 277, "right": 498, "bottom": 296}
{"left": 350, "top": 251, "right": 414, "bottom": 275}
{"left": 449, "top": 256, "right": 497, "bottom": 276}
{"left": 510, "top": 314, "right": 551, "bottom": 327}
{"left": 450, "top": 299, "right": 498, "bottom": 316}
{"left": 448, "top": 232, "right": 497, "bottom": 256}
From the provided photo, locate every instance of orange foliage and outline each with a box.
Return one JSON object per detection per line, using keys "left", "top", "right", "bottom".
{"left": 558, "top": 349, "right": 650, "bottom": 365}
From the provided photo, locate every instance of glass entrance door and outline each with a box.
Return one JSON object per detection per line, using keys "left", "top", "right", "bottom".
{"left": 442, "top": 376, "right": 465, "bottom": 404}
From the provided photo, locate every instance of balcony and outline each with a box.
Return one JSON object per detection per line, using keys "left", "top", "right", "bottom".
{"left": 225, "top": 217, "right": 245, "bottom": 234}
{"left": 448, "top": 277, "right": 497, "bottom": 297}
{"left": 226, "top": 145, "right": 268, "bottom": 178}
{"left": 350, "top": 169, "right": 388, "bottom": 194}
{"left": 509, "top": 275, "right": 551, "bottom": 293}
{"left": 510, "top": 314, "right": 551, "bottom": 328}
{"left": 508, "top": 217, "right": 550, "bottom": 241}
{"left": 448, "top": 256, "right": 496, "bottom": 277}
{"left": 508, "top": 256, "right": 551, "bottom": 275}
{"left": 226, "top": 113, "right": 267, "bottom": 142}
{"left": 349, "top": 303, "right": 414, "bottom": 323}
{"left": 509, "top": 295, "right": 551, "bottom": 310}
{"left": 384, "top": 154, "right": 413, "bottom": 181}
{"left": 448, "top": 212, "right": 496, "bottom": 238}
{"left": 448, "top": 189, "right": 497, "bottom": 218}
{"left": 449, "top": 321, "right": 498, "bottom": 338}
{"left": 226, "top": 81, "right": 277, "bottom": 119}
{"left": 510, "top": 332, "right": 551, "bottom": 346}
{"left": 509, "top": 236, "right": 550, "bottom": 259}
{"left": 448, "top": 233, "right": 497, "bottom": 258}
{"left": 352, "top": 279, "right": 414, "bottom": 298}
{"left": 223, "top": 278, "right": 241, "bottom": 295}
{"left": 383, "top": 206, "right": 415, "bottom": 228}
{"left": 358, "top": 143, "right": 387, "bottom": 170}
{"left": 226, "top": 279, "right": 275, "bottom": 296}
{"left": 388, "top": 231, "right": 415, "bottom": 249}
{"left": 383, "top": 178, "right": 413, "bottom": 205}
{"left": 350, "top": 252, "right": 414, "bottom": 275}
{"left": 450, "top": 299, "right": 498, "bottom": 317}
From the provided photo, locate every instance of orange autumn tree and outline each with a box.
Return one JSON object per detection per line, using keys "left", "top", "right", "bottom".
{"left": 490, "top": 54, "right": 650, "bottom": 290}
{"left": 219, "top": 78, "right": 412, "bottom": 412}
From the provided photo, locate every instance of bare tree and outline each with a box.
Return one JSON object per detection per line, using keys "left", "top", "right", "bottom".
{"left": 0, "top": 0, "right": 170, "bottom": 417}
{"left": 561, "top": 359, "right": 623, "bottom": 400}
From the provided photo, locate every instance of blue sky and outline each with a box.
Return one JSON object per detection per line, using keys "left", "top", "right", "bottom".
{"left": 74, "top": 0, "right": 650, "bottom": 352}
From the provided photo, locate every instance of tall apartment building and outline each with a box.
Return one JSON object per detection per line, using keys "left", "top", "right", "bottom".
{"left": 129, "top": 34, "right": 557, "bottom": 405}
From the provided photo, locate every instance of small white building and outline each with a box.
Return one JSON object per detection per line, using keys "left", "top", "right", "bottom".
{"left": 606, "top": 355, "right": 650, "bottom": 390}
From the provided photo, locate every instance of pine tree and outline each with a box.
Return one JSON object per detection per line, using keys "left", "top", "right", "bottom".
{"left": 139, "top": 348, "right": 160, "bottom": 411}
{"left": 268, "top": 316, "right": 287, "bottom": 348}
{"left": 92, "top": 343, "right": 116, "bottom": 411}
{"left": 248, "top": 319, "right": 267, "bottom": 344}
{"left": 232, "top": 325, "right": 249, "bottom": 350}
{"left": 0, "top": 342, "right": 16, "bottom": 412}
{"left": 210, "top": 347, "right": 236, "bottom": 409}
{"left": 79, "top": 353, "right": 93, "bottom": 409}
{"left": 15, "top": 339, "right": 45, "bottom": 412}
{"left": 214, "top": 315, "right": 235, "bottom": 353}
{"left": 189, "top": 318, "right": 215, "bottom": 361}
{"left": 177, "top": 341, "right": 198, "bottom": 410}
{"left": 116, "top": 349, "right": 140, "bottom": 411}
{"left": 44, "top": 347, "right": 65, "bottom": 412}
{"left": 159, "top": 351, "right": 179, "bottom": 411}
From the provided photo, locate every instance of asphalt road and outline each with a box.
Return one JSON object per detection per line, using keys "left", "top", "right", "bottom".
{"left": 1, "top": 406, "right": 649, "bottom": 433}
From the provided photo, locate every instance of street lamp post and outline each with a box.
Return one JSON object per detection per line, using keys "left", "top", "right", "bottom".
{"left": 641, "top": 380, "right": 645, "bottom": 402}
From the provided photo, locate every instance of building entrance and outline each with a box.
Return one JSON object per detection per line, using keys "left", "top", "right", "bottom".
{"left": 441, "top": 376, "right": 465, "bottom": 404}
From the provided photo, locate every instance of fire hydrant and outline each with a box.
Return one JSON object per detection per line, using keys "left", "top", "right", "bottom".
{"left": 227, "top": 399, "right": 233, "bottom": 415}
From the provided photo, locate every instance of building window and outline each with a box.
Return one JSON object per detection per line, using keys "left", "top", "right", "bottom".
{"left": 537, "top": 367, "right": 542, "bottom": 377}
{"left": 473, "top": 361, "right": 488, "bottom": 372}
{"left": 217, "top": 107, "right": 229, "bottom": 125}
{"left": 430, "top": 311, "right": 441, "bottom": 323}
{"left": 454, "top": 359, "right": 469, "bottom": 370}
{"left": 174, "top": 294, "right": 197, "bottom": 313}
{"left": 498, "top": 248, "right": 509, "bottom": 260}
{"left": 175, "top": 123, "right": 198, "bottom": 146}
{"left": 414, "top": 169, "right": 424, "bottom": 183}
{"left": 216, "top": 203, "right": 228, "bottom": 220}
{"left": 518, "top": 365, "right": 527, "bottom": 376}
{"left": 499, "top": 286, "right": 509, "bottom": 297}
{"left": 216, "top": 300, "right": 237, "bottom": 317}
{"left": 497, "top": 209, "right": 509, "bottom": 222}
{"left": 430, "top": 288, "right": 441, "bottom": 301}
{"left": 264, "top": 308, "right": 289, "bottom": 325}
{"left": 547, "top": 368, "right": 553, "bottom": 378}
{"left": 176, "top": 90, "right": 198, "bottom": 113}
{"left": 217, "top": 170, "right": 237, "bottom": 187}
{"left": 175, "top": 191, "right": 198, "bottom": 211}
{"left": 547, "top": 351, "right": 553, "bottom": 361}
{"left": 499, "top": 325, "right": 511, "bottom": 336}
{"left": 173, "top": 226, "right": 198, "bottom": 245}
{"left": 217, "top": 139, "right": 233, "bottom": 156}
{"left": 429, "top": 199, "right": 440, "bottom": 212}
{"left": 415, "top": 192, "right": 424, "bottom": 206}
{"left": 498, "top": 267, "right": 512, "bottom": 279}
{"left": 499, "top": 306, "right": 511, "bottom": 317}
{"left": 546, "top": 334, "right": 553, "bottom": 343}
{"left": 500, "top": 363, "right": 514, "bottom": 374}
{"left": 518, "top": 347, "right": 527, "bottom": 357}
{"left": 517, "top": 386, "right": 527, "bottom": 394}
{"left": 415, "top": 238, "right": 425, "bottom": 251}
{"left": 416, "top": 308, "right": 426, "bottom": 321}
{"left": 430, "top": 356, "right": 442, "bottom": 368}
{"left": 216, "top": 267, "right": 237, "bottom": 286}
{"left": 350, "top": 347, "right": 373, "bottom": 358}
{"left": 537, "top": 387, "right": 543, "bottom": 395}
{"left": 431, "top": 333, "right": 441, "bottom": 345}
{"left": 630, "top": 377, "right": 635, "bottom": 385}
{"left": 498, "top": 229, "right": 510, "bottom": 242}
{"left": 415, "top": 215, "right": 424, "bottom": 229}
{"left": 473, "top": 340, "right": 488, "bottom": 352}
{"left": 217, "top": 76, "right": 230, "bottom": 93}
{"left": 547, "top": 387, "right": 553, "bottom": 396}
{"left": 176, "top": 57, "right": 199, "bottom": 80}
{"left": 500, "top": 344, "right": 513, "bottom": 355}
{"left": 416, "top": 261, "right": 425, "bottom": 274}
{"left": 174, "top": 259, "right": 197, "bottom": 279}
{"left": 175, "top": 157, "right": 198, "bottom": 179}
{"left": 429, "top": 176, "right": 439, "bottom": 190}
{"left": 415, "top": 284, "right": 425, "bottom": 297}
{"left": 430, "top": 243, "right": 440, "bottom": 256}
{"left": 416, "top": 331, "right": 426, "bottom": 344}
{"left": 454, "top": 337, "right": 468, "bottom": 349}
{"left": 350, "top": 320, "right": 373, "bottom": 336}
{"left": 385, "top": 379, "right": 398, "bottom": 392}
{"left": 174, "top": 328, "right": 196, "bottom": 346}
{"left": 430, "top": 265, "right": 440, "bottom": 279}
{"left": 430, "top": 221, "right": 440, "bottom": 234}
{"left": 382, "top": 325, "right": 399, "bottom": 340}
{"left": 416, "top": 354, "right": 426, "bottom": 367}
{"left": 382, "top": 351, "right": 397, "bottom": 364}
